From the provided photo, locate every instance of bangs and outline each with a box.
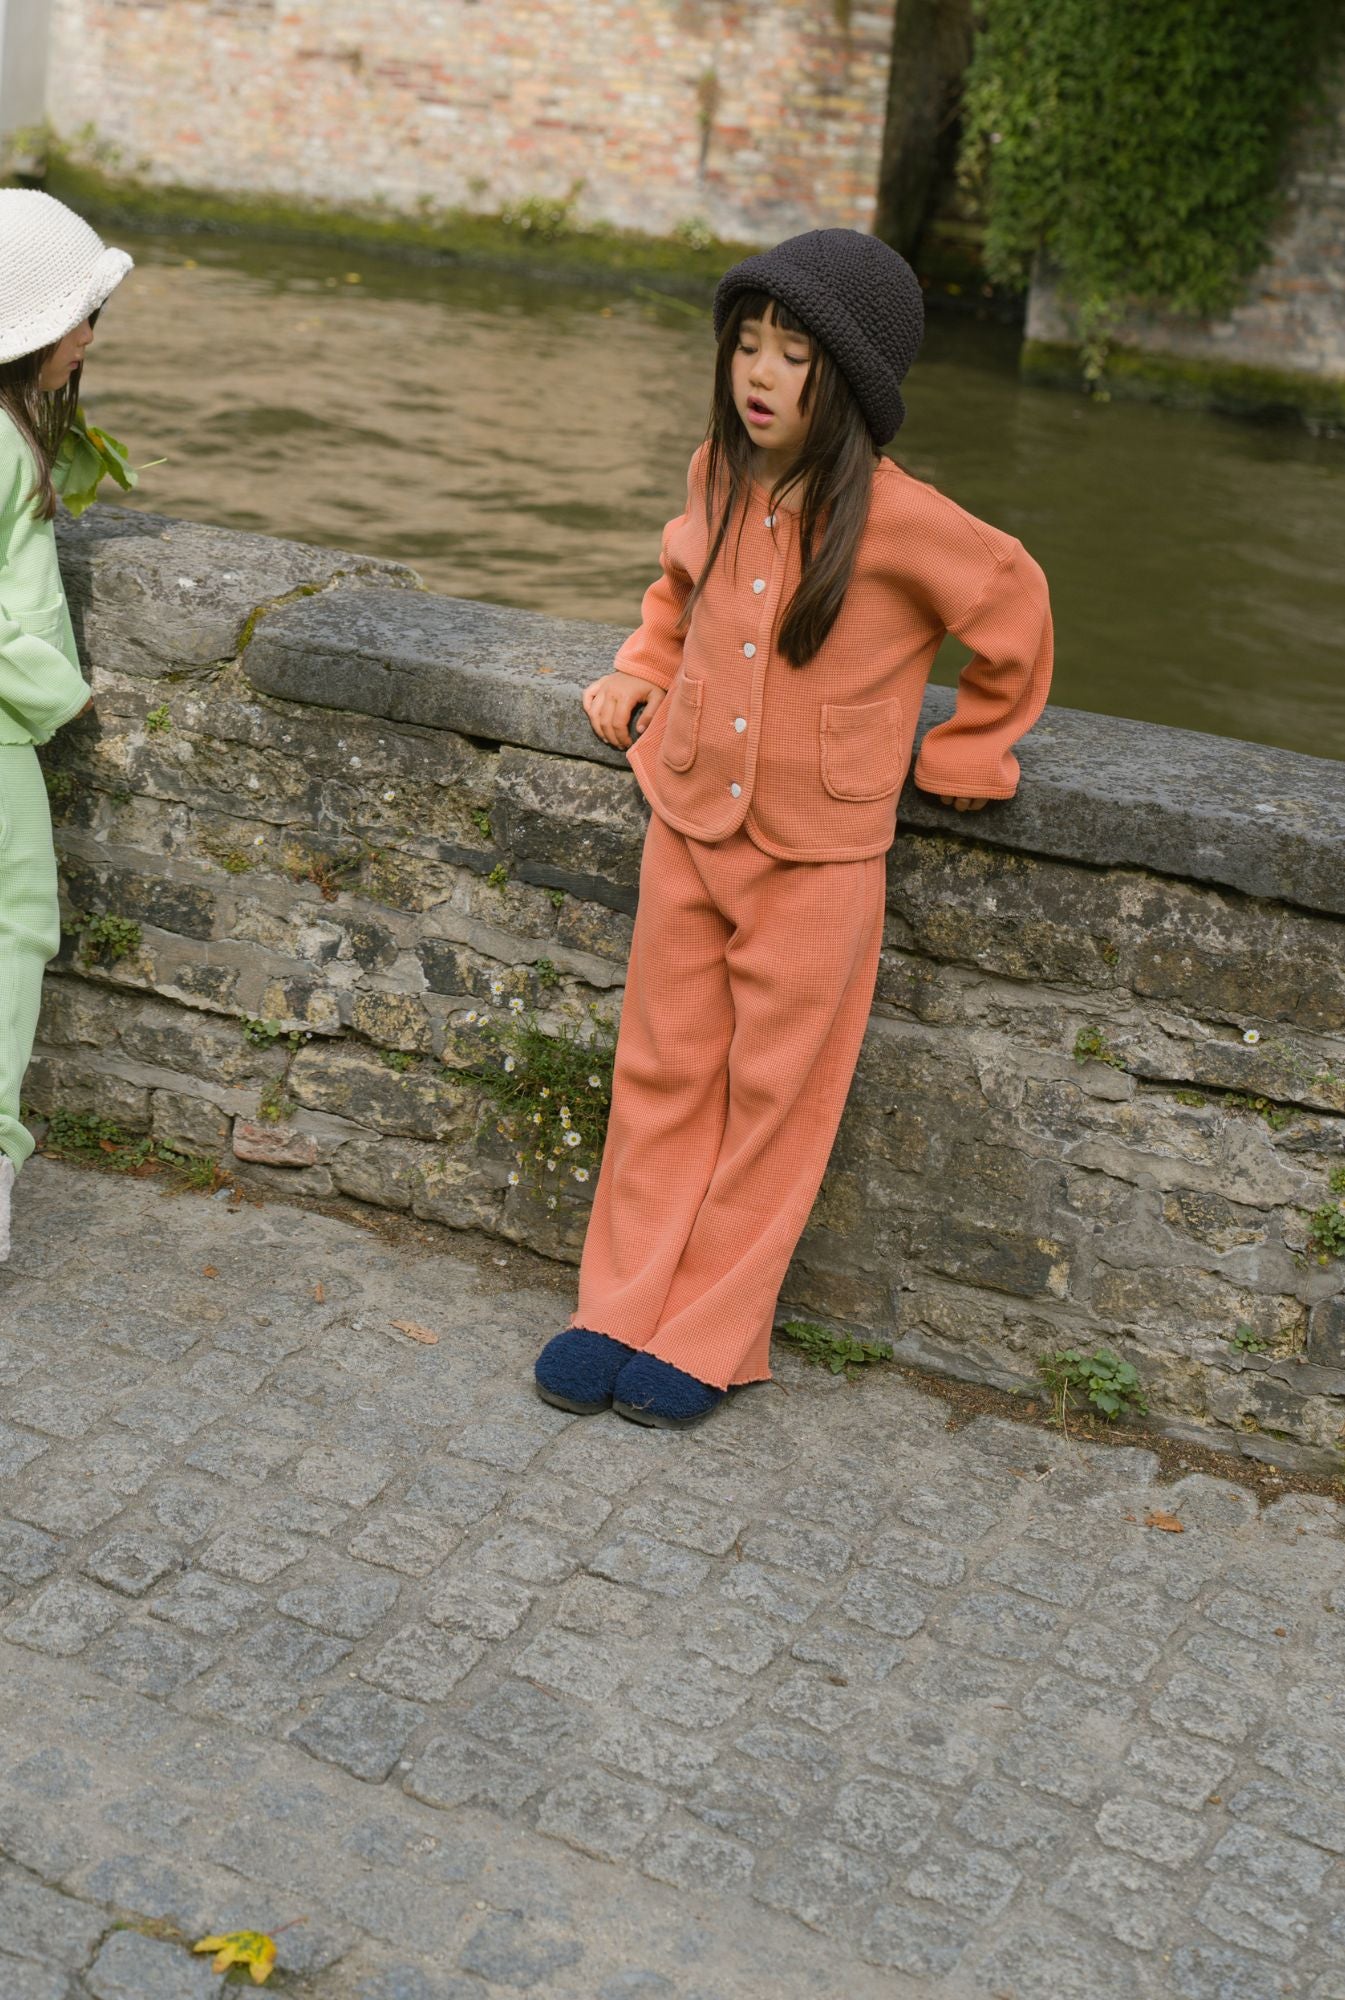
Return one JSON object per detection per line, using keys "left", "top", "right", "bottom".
{"left": 726, "top": 290, "right": 813, "bottom": 343}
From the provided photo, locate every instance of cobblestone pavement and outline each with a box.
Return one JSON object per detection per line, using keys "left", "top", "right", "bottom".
{"left": 2, "top": 1160, "right": 1345, "bottom": 2000}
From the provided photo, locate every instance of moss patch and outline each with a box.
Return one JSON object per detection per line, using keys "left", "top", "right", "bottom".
{"left": 1022, "top": 337, "right": 1345, "bottom": 433}
{"left": 41, "top": 153, "right": 751, "bottom": 302}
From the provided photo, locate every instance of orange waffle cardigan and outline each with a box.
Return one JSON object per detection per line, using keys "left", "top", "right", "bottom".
{"left": 623, "top": 449, "right": 1053, "bottom": 860}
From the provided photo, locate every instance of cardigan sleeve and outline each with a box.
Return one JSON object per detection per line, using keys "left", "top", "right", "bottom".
{"left": 610, "top": 451, "right": 702, "bottom": 692}
{"left": 0, "top": 434, "right": 90, "bottom": 744}
{"left": 912, "top": 539, "right": 1053, "bottom": 801}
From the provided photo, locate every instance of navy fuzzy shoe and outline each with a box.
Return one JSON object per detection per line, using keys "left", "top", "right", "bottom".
{"left": 534, "top": 1328, "right": 638, "bottom": 1415}
{"left": 612, "top": 1353, "right": 726, "bottom": 1430}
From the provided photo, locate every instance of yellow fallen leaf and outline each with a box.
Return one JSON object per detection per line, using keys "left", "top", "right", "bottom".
{"left": 193, "top": 1931, "right": 277, "bottom": 1983}
{"left": 391, "top": 1318, "right": 439, "bottom": 1345}
{"left": 1144, "top": 1509, "right": 1184, "bottom": 1533}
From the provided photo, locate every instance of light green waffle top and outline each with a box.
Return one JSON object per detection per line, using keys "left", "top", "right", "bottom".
{"left": 0, "top": 407, "right": 89, "bottom": 746}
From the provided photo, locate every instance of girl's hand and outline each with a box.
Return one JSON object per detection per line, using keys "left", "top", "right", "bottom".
{"left": 938, "top": 795, "right": 989, "bottom": 812}
{"left": 583, "top": 671, "right": 665, "bottom": 751}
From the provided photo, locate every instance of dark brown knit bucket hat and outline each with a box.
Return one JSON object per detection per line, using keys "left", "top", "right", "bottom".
{"left": 713, "top": 227, "right": 925, "bottom": 445}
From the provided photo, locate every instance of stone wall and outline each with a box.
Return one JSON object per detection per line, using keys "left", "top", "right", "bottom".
{"left": 1025, "top": 58, "right": 1345, "bottom": 427}
{"left": 33, "top": 506, "right": 1345, "bottom": 1474}
{"left": 44, "top": 0, "right": 897, "bottom": 243}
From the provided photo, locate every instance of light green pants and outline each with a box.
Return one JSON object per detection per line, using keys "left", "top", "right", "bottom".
{"left": 0, "top": 745, "right": 59, "bottom": 1171}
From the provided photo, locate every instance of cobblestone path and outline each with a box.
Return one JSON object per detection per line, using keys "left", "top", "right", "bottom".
{"left": 1, "top": 1158, "right": 1343, "bottom": 1999}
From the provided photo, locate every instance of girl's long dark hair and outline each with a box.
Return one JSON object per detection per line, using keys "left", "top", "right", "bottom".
{"left": 681, "top": 289, "right": 878, "bottom": 667}
{"left": 0, "top": 339, "right": 84, "bottom": 521}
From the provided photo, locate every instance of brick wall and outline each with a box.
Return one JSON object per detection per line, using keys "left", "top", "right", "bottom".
{"left": 45, "top": 0, "right": 898, "bottom": 241}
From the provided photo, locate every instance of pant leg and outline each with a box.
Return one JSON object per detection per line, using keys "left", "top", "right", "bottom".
{"left": 0, "top": 747, "right": 60, "bottom": 1171}
{"left": 573, "top": 812, "right": 736, "bottom": 1347}
{"left": 642, "top": 837, "right": 886, "bottom": 1388}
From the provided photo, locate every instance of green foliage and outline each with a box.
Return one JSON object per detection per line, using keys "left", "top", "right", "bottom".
{"left": 145, "top": 702, "right": 171, "bottom": 735}
{"left": 1174, "top": 1090, "right": 1207, "bottom": 1108}
{"left": 548, "top": 890, "right": 567, "bottom": 910}
{"left": 256, "top": 1078, "right": 294, "bottom": 1124}
{"left": 960, "top": 0, "right": 1341, "bottom": 369}
{"left": 471, "top": 809, "right": 493, "bottom": 840}
{"left": 53, "top": 404, "right": 142, "bottom": 517}
{"left": 378, "top": 1048, "right": 420, "bottom": 1074}
{"left": 1229, "top": 1322, "right": 1267, "bottom": 1353}
{"left": 1330, "top": 1166, "right": 1345, "bottom": 1197}
{"left": 779, "top": 1319, "right": 894, "bottom": 1378}
{"left": 74, "top": 912, "right": 142, "bottom": 968}
{"left": 499, "top": 184, "right": 583, "bottom": 241}
{"left": 1307, "top": 1193, "right": 1345, "bottom": 1264}
{"left": 1040, "top": 1346, "right": 1148, "bottom": 1423}
{"left": 241, "top": 1016, "right": 284, "bottom": 1048}
{"left": 1073, "top": 1026, "right": 1125, "bottom": 1070}
{"left": 1221, "top": 1091, "right": 1294, "bottom": 1133}
{"left": 41, "top": 1110, "right": 230, "bottom": 1191}
{"left": 534, "top": 958, "right": 561, "bottom": 991}
{"left": 467, "top": 994, "right": 616, "bottom": 1203}
{"left": 42, "top": 766, "right": 77, "bottom": 804}
{"left": 486, "top": 863, "right": 510, "bottom": 890}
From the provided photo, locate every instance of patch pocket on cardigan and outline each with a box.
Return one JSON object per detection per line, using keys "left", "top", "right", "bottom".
{"left": 820, "top": 697, "right": 903, "bottom": 801}
{"left": 660, "top": 674, "right": 704, "bottom": 772}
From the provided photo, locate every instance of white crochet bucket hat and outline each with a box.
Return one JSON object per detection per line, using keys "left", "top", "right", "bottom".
{"left": 0, "top": 189, "right": 132, "bottom": 366}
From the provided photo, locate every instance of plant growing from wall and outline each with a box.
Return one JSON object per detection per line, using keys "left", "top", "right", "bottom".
{"left": 959, "top": 0, "right": 1341, "bottom": 373}
{"left": 1306, "top": 1166, "right": 1345, "bottom": 1265}
{"left": 467, "top": 989, "right": 616, "bottom": 1205}
{"left": 1040, "top": 1345, "right": 1148, "bottom": 1425}
{"left": 72, "top": 912, "right": 142, "bottom": 968}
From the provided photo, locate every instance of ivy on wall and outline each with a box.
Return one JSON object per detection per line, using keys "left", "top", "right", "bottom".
{"left": 958, "top": 0, "right": 1340, "bottom": 360}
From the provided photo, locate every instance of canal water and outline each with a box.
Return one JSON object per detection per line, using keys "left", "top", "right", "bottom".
{"left": 83, "top": 230, "right": 1344, "bottom": 760}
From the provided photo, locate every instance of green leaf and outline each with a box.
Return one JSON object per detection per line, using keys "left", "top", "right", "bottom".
{"left": 54, "top": 406, "right": 144, "bottom": 518}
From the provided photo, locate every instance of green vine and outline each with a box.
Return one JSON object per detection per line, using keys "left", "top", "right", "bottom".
{"left": 466, "top": 990, "right": 616, "bottom": 1204}
{"left": 959, "top": 1, "right": 1341, "bottom": 376}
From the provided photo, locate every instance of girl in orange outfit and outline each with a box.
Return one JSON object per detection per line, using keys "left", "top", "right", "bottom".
{"left": 535, "top": 228, "right": 1052, "bottom": 1429}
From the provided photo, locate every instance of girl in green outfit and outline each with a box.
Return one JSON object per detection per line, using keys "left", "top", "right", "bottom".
{"left": 0, "top": 192, "right": 132, "bottom": 1260}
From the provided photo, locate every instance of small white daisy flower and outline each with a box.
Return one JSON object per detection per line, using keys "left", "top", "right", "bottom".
{"left": 546, "top": 1159, "right": 556, "bottom": 1172}
{"left": 539, "top": 1087, "right": 550, "bottom": 1098}
{"left": 587, "top": 1074, "right": 602, "bottom": 1089}
{"left": 532, "top": 1111, "right": 542, "bottom": 1124}
{"left": 253, "top": 833, "right": 265, "bottom": 845}
{"left": 564, "top": 1130, "right": 581, "bottom": 1147}
{"left": 464, "top": 1010, "right": 479, "bottom": 1023}
{"left": 507, "top": 1170, "right": 520, "bottom": 1185}
{"left": 573, "top": 1167, "right": 590, "bottom": 1182}
{"left": 509, "top": 997, "right": 524, "bottom": 1014}
{"left": 382, "top": 789, "right": 397, "bottom": 802}
{"left": 1242, "top": 1028, "right": 1261, "bottom": 1045}
{"left": 503, "top": 1055, "right": 516, "bottom": 1072}
{"left": 547, "top": 1196, "right": 557, "bottom": 1209}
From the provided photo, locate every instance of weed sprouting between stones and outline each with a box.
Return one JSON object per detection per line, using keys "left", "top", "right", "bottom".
{"left": 1073, "top": 1025, "right": 1126, "bottom": 1071}
{"left": 465, "top": 984, "right": 615, "bottom": 1205}
{"left": 70, "top": 912, "right": 142, "bottom": 968}
{"left": 1040, "top": 1346, "right": 1148, "bottom": 1425}
{"left": 778, "top": 1319, "right": 894, "bottom": 1379}
{"left": 1306, "top": 1166, "right": 1345, "bottom": 1265}
{"left": 41, "top": 1110, "right": 232, "bottom": 1192}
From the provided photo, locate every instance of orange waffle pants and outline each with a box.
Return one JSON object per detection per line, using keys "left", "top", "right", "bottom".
{"left": 573, "top": 812, "right": 886, "bottom": 1388}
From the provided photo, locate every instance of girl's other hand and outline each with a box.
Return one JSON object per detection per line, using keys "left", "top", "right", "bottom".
{"left": 939, "top": 795, "right": 989, "bottom": 812}
{"left": 582, "top": 672, "right": 665, "bottom": 750}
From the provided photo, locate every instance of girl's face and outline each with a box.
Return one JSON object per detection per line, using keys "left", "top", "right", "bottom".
{"left": 38, "top": 318, "right": 95, "bottom": 392}
{"left": 731, "top": 305, "right": 814, "bottom": 467}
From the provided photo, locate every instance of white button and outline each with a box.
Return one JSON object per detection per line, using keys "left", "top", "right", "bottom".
{"left": 752, "top": 578, "right": 765, "bottom": 593}
{"left": 729, "top": 783, "right": 742, "bottom": 798}
{"left": 764, "top": 514, "right": 775, "bottom": 527}
{"left": 733, "top": 717, "right": 747, "bottom": 733}
{"left": 743, "top": 642, "right": 756, "bottom": 658}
